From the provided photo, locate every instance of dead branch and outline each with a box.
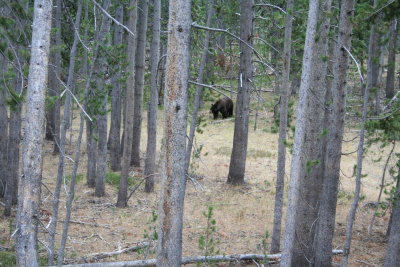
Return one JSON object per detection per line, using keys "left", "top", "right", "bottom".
{"left": 58, "top": 220, "right": 110, "bottom": 229}
{"left": 53, "top": 250, "right": 343, "bottom": 267}
{"left": 209, "top": 118, "right": 235, "bottom": 124}
{"left": 83, "top": 242, "right": 151, "bottom": 261}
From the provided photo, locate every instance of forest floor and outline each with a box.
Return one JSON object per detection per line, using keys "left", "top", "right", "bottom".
{"left": 0, "top": 104, "right": 397, "bottom": 266}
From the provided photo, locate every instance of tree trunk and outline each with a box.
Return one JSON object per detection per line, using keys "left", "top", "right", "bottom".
{"left": 365, "top": 0, "right": 381, "bottom": 114}
{"left": 312, "top": 0, "right": 355, "bottom": 265}
{"left": 227, "top": 0, "right": 253, "bottom": 185}
{"left": 384, "top": 163, "right": 400, "bottom": 267}
{"left": 185, "top": 0, "right": 214, "bottom": 175}
{"left": 15, "top": 1, "right": 52, "bottom": 266}
{"left": 280, "top": 0, "right": 321, "bottom": 264}
{"left": 156, "top": 0, "right": 192, "bottom": 265}
{"left": 45, "top": 0, "right": 61, "bottom": 155}
{"left": 270, "top": 0, "right": 293, "bottom": 254}
{"left": 341, "top": 70, "right": 370, "bottom": 267}
{"left": 385, "top": 19, "right": 398, "bottom": 99}
{"left": 117, "top": 0, "right": 137, "bottom": 207}
{"left": 144, "top": 0, "right": 161, "bottom": 193}
{"left": 289, "top": 1, "right": 332, "bottom": 265}
{"left": 0, "top": 54, "right": 7, "bottom": 200}
{"left": 47, "top": 1, "right": 83, "bottom": 263}
{"left": 131, "top": 0, "right": 149, "bottom": 167}
{"left": 5, "top": 102, "right": 21, "bottom": 216}
{"left": 95, "top": 0, "right": 112, "bottom": 197}
{"left": 109, "top": 5, "right": 124, "bottom": 171}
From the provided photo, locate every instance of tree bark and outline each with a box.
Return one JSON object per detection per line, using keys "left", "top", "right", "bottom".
{"left": 227, "top": 0, "right": 253, "bottom": 185}
{"left": 185, "top": 0, "right": 214, "bottom": 175}
{"left": 4, "top": 102, "right": 21, "bottom": 216}
{"left": 312, "top": 0, "right": 355, "bottom": 265}
{"left": 117, "top": 0, "right": 137, "bottom": 207}
{"left": 109, "top": 5, "right": 124, "bottom": 171}
{"left": 0, "top": 53, "right": 8, "bottom": 200}
{"left": 365, "top": 0, "right": 381, "bottom": 114}
{"left": 270, "top": 0, "right": 293, "bottom": 254}
{"left": 144, "top": 0, "right": 161, "bottom": 193}
{"left": 385, "top": 19, "right": 398, "bottom": 99}
{"left": 131, "top": 0, "right": 149, "bottom": 167}
{"left": 156, "top": 0, "right": 192, "bottom": 265}
{"left": 45, "top": 0, "right": 61, "bottom": 155}
{"left": 290, "top": 0, "right": 332, "bottom": 264}
{"left": 280, "top": 0, "right": 321, "bottom": 264}
{"left": 15, "top": 1, "right": 52, "bottom": 266}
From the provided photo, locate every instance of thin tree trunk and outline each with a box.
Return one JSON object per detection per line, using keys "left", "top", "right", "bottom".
{"left": 5, "top": 102, "right": 21, "bottom": 215}
{"left": 57, "top": 101, "right": 85, "bottom": 266}
{"left": 109, "top": 5, "right": 124, "bottom": 171}
{"left": 95, "top": 0, "right": 112, "bottom": 197}
{"left": 384, "top": 163, "right": 400, "bottom": 267}
{"left": 385, "top": 19, "right": 398, "bottom": 99}
{"left": 341, "top": 81, "right": 369, "bottom": 266}
{"left": 280, "top": 0, "right": 321, "bottom": 264}
{"left": 0, "top": 53, "right": 8, "bottom": 200}
{"left": 156, "top": 0, "right": 192, "bottom": 265}
{"left": 185, "top": 0, "right": 214, "bottom": 175}
{"left": 227, "top": 0, "right": 253, "bottom": 185}
{"left": 144, "top": 0, "right": 161, "bottom": 193}
{"left": 46, "top": 0, "right": 61, "bottom": 155}
{"left": 15, "top": 1, "right": 52, "bottom": 266}
{"left": 131, "top": 0, "right": 149, "bottom": 167}
{"left": 117, "top": 0, "right": 137, "bottom": 207}
{"left": 365, "top": 0, "right": 381, "bottom": 114}
{"left": 312, "top": 0, "right": 355, "bottom": 265}
{"left": 47, "top": 1, "right": 83, "bottom": 264}
{"left": 270, "top": 0, "right": 293, "bottom": 254}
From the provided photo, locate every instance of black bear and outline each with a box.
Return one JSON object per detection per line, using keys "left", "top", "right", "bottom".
{"left": 210, "top": 97, "right": 233, "bottom": 119}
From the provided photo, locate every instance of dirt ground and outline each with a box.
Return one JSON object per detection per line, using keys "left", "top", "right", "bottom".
{"left": 0, "top": 106, "right": 397, "bottom": 266}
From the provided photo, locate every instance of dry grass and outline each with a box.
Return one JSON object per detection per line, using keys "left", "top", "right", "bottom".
{"left": 0, "top": 105, "right": 397, "bottom": 266}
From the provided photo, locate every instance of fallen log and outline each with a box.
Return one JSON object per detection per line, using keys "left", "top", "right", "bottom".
{"left": 83, "top": 242, "right": 151, "bottom": 261}
{"left": 53, "top": 250, "right": 343, "bottom": 267}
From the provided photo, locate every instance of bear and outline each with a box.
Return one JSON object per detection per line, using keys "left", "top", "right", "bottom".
{"left": 210, "top": 96, "right": 233, "bottom": 119}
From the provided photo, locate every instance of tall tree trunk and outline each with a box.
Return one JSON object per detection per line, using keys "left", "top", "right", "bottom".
{"left": 384, "top": 162, "right": 400, "bottom": 267}
{"left": 385, "top": 19, "right": 398, "bottom": 99}
{"left": 290, "top": 0, "right": 332, "bottom": 265}
{"left": 185, "top": 0, "right": 214, "bottom": 175}
{"left": 95, "top": 0, "right": 112, "bottom": 197}
{"left": 15, "top": 1, "right": 52, "bottom": 266}
{"left": 131, "top": 0, "right": 149, "bottom": 167}
{"left": 341, "top": 73, "right": 369, "bottom": 267}
{"left": 227, "top": 0, "right": 253, "bottom": 185}
{"left": 109, "top": 5, "right": 124, "bottom": 171}
{"left": 0, "top": 54, "right": 8, "bottom": 200}
{"left": 144, "top": 0, "right": 161, "bottom": 193}
{"left": 365, "top": 0, "right": 381, "bottom": 114}
{"left": 312, "top": 0, "right": 355, "bottom": 265}
{"left": 280, "top": 0, "right": 321, "bottom": 264}
{"left": 5, "top": 102, "right": 21, "bottom": 216}
{"left": 270, "top": 0, "right": 293, "bottom": 254}
{"left": 156, "top": 0, "right": 192, "bottom": 265}
{"left": 45, "top": 0, "right": 61, "bottom": 155}
{"left": 47, "top": 1, "right": 83, "bottom": 263}
{"left": 117, "top": 0, "right": 137, "bottom": 207}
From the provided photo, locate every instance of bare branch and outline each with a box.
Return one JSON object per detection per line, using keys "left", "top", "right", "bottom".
{"left": 342, "top": 46, "right": 364, "bottom": 83}
{"left": 91, "top": 0, "right": 135, "bottom": 36}
{"left": 254, "top": 3, "right": 287, "bottom": 14}
{"left": 192, "top": 22, "right": 276, "bottom": 73}
{"left": 189, "top": 81, "right": 231, "bottom": 98}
